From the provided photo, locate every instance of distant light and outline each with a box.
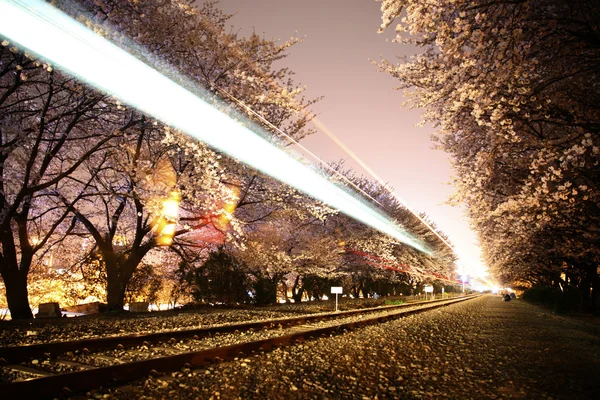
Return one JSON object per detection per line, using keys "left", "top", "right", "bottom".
{"left": 0, "top": 0, "right": 429, "bottom": 254}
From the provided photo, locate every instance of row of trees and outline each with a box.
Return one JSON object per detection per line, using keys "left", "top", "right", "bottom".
{"left": 174, "top": 166, "right": 458, "bottom": 306}
{"left": 1, "top": 0, "right": 455, "bottom": 319}
{"left": 378, "top": 0, "right": 600, "bottom": 310}
{"left": 180, "top": 246, "right": 457, "bottom": 306}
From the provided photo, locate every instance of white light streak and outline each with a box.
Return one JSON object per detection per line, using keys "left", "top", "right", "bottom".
{"left": 312, "top": 117, "right": 456, "bottom": 253}
{"left": 0, "top": 0, "right": 430, "bottom": 253}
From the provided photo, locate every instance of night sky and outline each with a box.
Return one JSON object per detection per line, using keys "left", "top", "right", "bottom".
{"left": 212, "top": 0, "right": 486, "bottom": 278}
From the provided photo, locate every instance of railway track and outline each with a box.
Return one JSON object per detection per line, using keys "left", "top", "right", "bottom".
{"left": 0, "top": 295, "right": 477, "bottom": 399}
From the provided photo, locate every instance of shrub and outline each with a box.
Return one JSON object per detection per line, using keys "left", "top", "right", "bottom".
{"left": 521, "top": 285, "right": 582, "bottom": 313}
{"left": 181, "top": 249, "right": 251, "bottom": 305}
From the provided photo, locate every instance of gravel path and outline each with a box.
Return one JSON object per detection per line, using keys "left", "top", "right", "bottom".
{"left": 85, "top": 295, "right": 599, "bottom": 400}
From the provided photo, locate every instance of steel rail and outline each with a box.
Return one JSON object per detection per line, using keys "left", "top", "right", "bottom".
{"left": 0, "top": 296, "right": 464, "bottom": 364}
{"left": 0, "top": 295, "right": 478, "bottom": 399}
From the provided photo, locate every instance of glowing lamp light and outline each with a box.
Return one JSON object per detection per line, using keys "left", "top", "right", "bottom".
{"left": 0, "top": 0, "right": 429, "bottom": 254}
{"left": 156, "top": 191, "right": 180, "bottom": 246}
{"left": 216, "top": 186, "right": 240, "bottom": 229}
{"left": 156, "top": 225, "right": 175, "bottom": 246}
{"left": 162, "top": 191, "right": 181, "bottom": 220}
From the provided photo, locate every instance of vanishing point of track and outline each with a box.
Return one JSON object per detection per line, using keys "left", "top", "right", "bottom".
{"left": 0, "top": 295, "right": 478, "bottom": 399}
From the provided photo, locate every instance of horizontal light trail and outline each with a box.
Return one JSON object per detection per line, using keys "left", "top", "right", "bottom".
{"left": 0, "top": 0, "right": 429, "bottom": 253}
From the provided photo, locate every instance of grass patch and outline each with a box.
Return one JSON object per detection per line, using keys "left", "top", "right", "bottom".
{"left": 384, "top": 299, "right": 405, "bottom": 305}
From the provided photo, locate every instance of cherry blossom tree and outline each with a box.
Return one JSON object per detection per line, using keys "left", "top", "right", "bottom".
{"left": 378, "top": 0, "right": 599, "bottom": 309}
{"left": 60, "top": 120, "right": 228, "bottom": 310}
{"left": 0, "top": 40, "right": 123, "bottom": 318}
{"left": 230, "top": 203, "right": 339, "bottom": 304}
{"left": 320, "top": 165, "right": 457, "bottom": 297}
{"left": 56, "top": 0, "right": 320, "bottom": 311}
{"left": 1, "top": 0, "right": 320, "bottom": 316}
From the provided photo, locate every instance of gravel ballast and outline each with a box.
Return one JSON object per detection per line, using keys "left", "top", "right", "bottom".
{"left": 84, "top": 295, "right": 599, "bottom": 400}
{"left": 0, "top": 298, "right": 396, "bottom": 347}
{"left": 0, "top": 309, "right": 303, "bottom": 347}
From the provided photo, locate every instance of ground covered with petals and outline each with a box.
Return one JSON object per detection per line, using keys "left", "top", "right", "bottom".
{"left": 0, "top": 298, "right": 392, "bottom": 347}
{"left": 81, "top": 296, "right": 600, "bottom": 399}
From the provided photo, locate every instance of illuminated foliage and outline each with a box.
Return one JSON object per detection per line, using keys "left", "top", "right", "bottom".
{"left": 0, "top": 0, "right": 467, "bottom": 317}
{"left": 0, "top": 0, "right": 319, "bottom": 316}
{"left": 323, "top": 165, "right": 457, "bottom": 297}
{"left": 379, "top": 0, "right": 600, "bottom": 309}
{"left": 0, "top": 38, "right": 121, "bottom": 318}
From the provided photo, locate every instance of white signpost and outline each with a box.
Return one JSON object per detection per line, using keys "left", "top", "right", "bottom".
{"left": 424, "top": 285, "right": 434, "bottom": 300}
{"left": 331, "top": 286, "right": 343, "bottom": 312}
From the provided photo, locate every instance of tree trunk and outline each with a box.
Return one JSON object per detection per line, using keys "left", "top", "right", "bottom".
{"left": 313, "top": 289, "right": 321, "bottom": 301}
{"left": 292, "top": 287, "right": 305, "bottom": 303}
{"left": 106, "top": 275, "right": 127, "bottom": 311}
{"left": 291, "top": 275, "right": 304, "bottom": 303}
{"left": 1, "top": 265, "right": 33, "bottom": 319}
{"left": 105, "top": 259, "right": 137, "bottom": 312}
{"left": 583, "top": 263, "right": 599, "bottom": 313}
{"left": 280, "top": 280, "right": 289, "bottom": 303}
{"left": 103, "top": 244, "right": 148, "bottom": 312}
{"left": 591, "top": 270, "right": 600, "bottom": 314}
